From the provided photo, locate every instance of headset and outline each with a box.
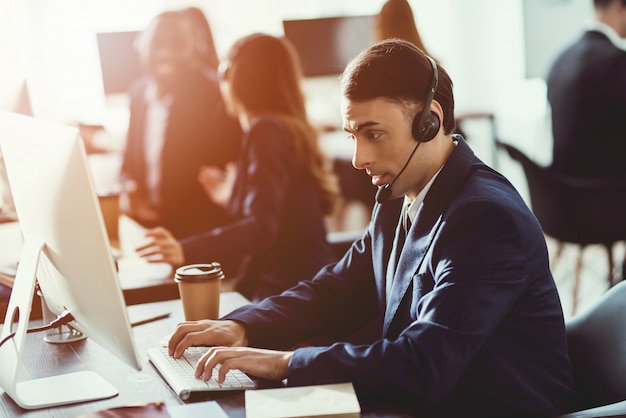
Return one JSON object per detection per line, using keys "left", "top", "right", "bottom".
{"left": 375, "top": 53, "right": 440, "bottom": 204}
{"left": 411, "top": 55, "right": 440, "bottom": 143}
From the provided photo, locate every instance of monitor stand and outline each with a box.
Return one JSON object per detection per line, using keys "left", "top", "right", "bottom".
{"left": 38, "top": 291, "right": 86, "bottom": 344}
{"left": 0, "top": 236, "right": 118, "bottom": 409}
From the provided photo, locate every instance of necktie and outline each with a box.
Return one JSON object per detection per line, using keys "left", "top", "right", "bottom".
{"left": 387, "top": 203, "right": 411, "bottom": 299}
{"left": 404, "top": 201, "right": 413, "bottom": 235}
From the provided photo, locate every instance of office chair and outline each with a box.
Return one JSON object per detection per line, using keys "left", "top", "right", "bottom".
{"left": 496, "top": 141, "right": 626, "bottom": 314}
{"left": 555, "top": 280, "right": 626, "bottom": 417}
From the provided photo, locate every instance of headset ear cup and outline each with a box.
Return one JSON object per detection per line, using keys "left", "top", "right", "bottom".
{"left": 412, "top": 112, "right": 440, "bottom": 142}
{"left": 422, "top": 113, "right": 440, "bottom": 142}
{"left": 411, "top": 111, "right": 424, "bottom": 141}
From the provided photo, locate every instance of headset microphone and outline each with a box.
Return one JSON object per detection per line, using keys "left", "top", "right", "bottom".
{"left": 375, "top": 139, "right": 422, "bottom": 204}
{"left": 375, "top": 54, "right": 439, "bottom": 204}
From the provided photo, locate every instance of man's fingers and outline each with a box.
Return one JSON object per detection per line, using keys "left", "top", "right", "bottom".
{"left": 168, "top": 322, "right": 212, "bottom": 356}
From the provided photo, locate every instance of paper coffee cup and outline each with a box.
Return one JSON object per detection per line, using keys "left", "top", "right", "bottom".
{"left": 175, "top": 262, "right": 224, "bottom": 321}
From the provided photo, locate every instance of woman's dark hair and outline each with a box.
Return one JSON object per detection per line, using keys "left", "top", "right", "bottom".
{"left": 341, "top": 39, "right": 455, "bottom": 135}
{"left": 182, "top": 7, "right": 219, "bottom": 71}
{"left": 223, "top": 34, "right": 340, "bottom": 215}
{"left": 376, "top": 0, "right": 432, "bottom": 58}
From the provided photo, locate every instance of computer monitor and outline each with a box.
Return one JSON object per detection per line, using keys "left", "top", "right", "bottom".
{"left": 96, "top": 31, "right": 143, "bottom": 95}
{"left": 282, "top": 15, "right": 375, "bottom": 77}
{"left": 0, "top": 111, "right": 141, "bottom": 409}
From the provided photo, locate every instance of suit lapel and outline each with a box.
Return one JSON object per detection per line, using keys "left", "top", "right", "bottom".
{"left": 383, "top": 203, "right": 442, "bottom": 336}
{"left": 385, "top": 217, "right": 406, "bottom": 299}
{"left": 381, "top": 138, "right": 480, "bottom": 338}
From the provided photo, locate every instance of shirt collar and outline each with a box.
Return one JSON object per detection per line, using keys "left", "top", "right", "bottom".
{"left": 404, "top": 165, "right": 444, "bottom": 224}
{"left": 403, "top": 136, "right": 459, "bottom": 224}
{"left": 587, "top": 20, "right": 626, "bottom": 51}
{"left": 144, "top": 80, "right": 174, "bottom": 105}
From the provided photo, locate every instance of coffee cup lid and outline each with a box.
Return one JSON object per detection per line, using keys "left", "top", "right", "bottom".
{"left": 175, "top": 262, "right": 224, "bottom": 283}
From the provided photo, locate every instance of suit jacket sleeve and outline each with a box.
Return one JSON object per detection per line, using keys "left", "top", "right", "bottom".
{"left": 179, "top": 118, "right": 296, "bottom": 273}
{"left": 226, "top": 195, "right": 533, "bottom": 406}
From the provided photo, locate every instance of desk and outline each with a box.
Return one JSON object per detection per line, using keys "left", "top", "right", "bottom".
{"left": 0, "top": 293, "right": 248, "bottom": 418}
{"left": 0, "top": 292, "right": 412, "bottom": 418}
{"left": 0, "top": 215, "right": 180, "bottom": 322}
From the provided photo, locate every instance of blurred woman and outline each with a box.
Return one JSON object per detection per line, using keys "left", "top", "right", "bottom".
{"left": 137, "top": 33, "right": 341, "bottom": 301}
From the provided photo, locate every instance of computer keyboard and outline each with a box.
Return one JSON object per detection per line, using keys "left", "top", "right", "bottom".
{"left": 147, "top": 346, "right": 256, "bottom": 400}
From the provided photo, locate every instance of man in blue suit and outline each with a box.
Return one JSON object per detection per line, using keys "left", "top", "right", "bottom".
{"left": 167, "top": 39, "right": 579, "bottom": 417}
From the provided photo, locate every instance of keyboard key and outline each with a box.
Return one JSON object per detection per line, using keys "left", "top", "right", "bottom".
{"left": 147, "top": 346, "right": 256, "bottom": 400}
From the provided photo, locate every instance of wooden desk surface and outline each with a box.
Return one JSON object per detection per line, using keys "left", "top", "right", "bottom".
{"left": 0, "top": 293, "right": 250, "bottom": 418}
{"left": 1, "top": 293, "right": 412, "bottom": 418}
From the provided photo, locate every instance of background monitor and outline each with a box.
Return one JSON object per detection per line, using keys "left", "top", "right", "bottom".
{"left": 282, "top": 15, "right": 375, "bottom": 77}
{"left": 0, "top": 111, "right": 141, "bottom": 409}
{"left": 96, "top": 31, "right": 143, "bottom": 95}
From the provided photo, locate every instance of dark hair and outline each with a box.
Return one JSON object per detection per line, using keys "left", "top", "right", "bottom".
{"left": 594, "top": 0, "right": 626, "bottom": 7}
{"left": 223, "top": 34, "right": 340, "bottom": 215}
{"left": 376, "top": 0, "right": 432, "bottom": 58}
{"left": 341, "top": 39, "right": 455, "bottom": 135}
{"left": 182, "top": 7, "right": 219, "bottom": 71}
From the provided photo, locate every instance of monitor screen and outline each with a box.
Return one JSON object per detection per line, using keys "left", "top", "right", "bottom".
{"left": 282, "top": 15, "right": 376, "bottom": 77}
{"left": 96, "top": 31, "right": 143, "bottom": 95}
{"left": 0, "top": 111, "right": 140, "bottom": 409}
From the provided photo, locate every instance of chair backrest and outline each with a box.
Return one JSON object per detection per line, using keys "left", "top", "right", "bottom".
{"left": 566, "top": 280, "right": 626, "bottom": 408}
{"left": 496, "top": 141, "right": 626, "bottom": 245}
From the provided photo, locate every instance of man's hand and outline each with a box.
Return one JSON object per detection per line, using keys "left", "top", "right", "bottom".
{"left": 196, "top": 346, "right": 292, "bottom": 383}
{"left": 135, "top": 226, "right": 185, "bottom": 267}
{"left": 168, "top": 319, "right": 248, "bottom": 358}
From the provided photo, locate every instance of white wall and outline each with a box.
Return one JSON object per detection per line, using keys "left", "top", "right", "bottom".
{"left": 0, "top": 1, "right": 30, "bottom": 111}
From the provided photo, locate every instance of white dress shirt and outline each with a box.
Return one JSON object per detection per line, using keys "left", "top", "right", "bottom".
{"left": 143, "top": 81, "right": 173, "bottom": 207}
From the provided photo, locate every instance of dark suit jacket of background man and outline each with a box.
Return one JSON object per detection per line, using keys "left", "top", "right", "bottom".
{"left": 224, "top": 137, "right": 579, "bottom": 417}
{"left": 547, "top": 29, "right": 626, "bottom": 176}
{"left": 122, "top": 67, "right": 242, "bottom": 239}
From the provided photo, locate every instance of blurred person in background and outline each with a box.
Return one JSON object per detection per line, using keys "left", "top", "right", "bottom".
{"left": 547, "top": 0, "right": 626, "bottom": 176}
{"left": 376, "top": 0, "right": 435, "bottom": 60}
{"left": 120, "top": 10, "right": 241, "bottom": 239}
{"left": 136, "top": 33, "right": 341, "bottom": 301}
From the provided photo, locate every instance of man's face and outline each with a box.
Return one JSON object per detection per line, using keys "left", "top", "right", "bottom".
{"left": 342, "top": 97, "right": 429, "bottom": 201}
